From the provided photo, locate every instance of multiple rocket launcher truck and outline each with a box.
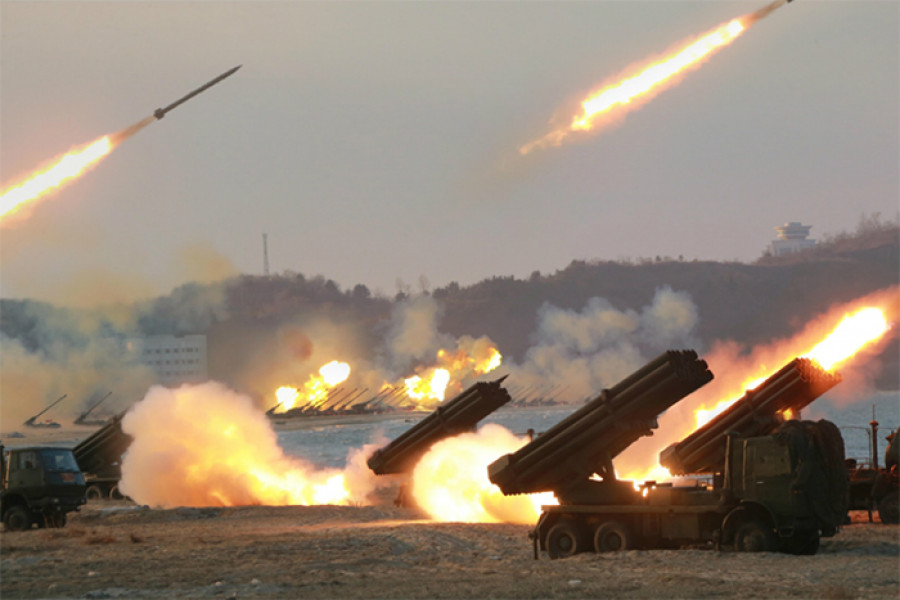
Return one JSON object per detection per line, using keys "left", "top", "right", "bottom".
{"left": 3, "top": 348, "right": 892, "bottom": 551}
{"left": 371, "top": 350, "right": 866, "bottom": 557}
{"left": 0, "top": 414, "right": 131, "bottom": 530}
{"left": 488, "top": 352, "right": 849, "bottom": 557}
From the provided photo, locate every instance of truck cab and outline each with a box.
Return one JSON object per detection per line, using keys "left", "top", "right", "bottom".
{"left": 1, "top": 444, "right": 86, "bottom": 531}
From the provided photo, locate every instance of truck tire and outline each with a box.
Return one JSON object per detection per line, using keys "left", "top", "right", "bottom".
{"left": 594, "top": 521, "right": 634, "bottom": 552}
{"left": 109, "top": 485, "right": 124, "bottom": 500}
{"left": 3, "top": 506, "right": 33, "bottom": 532}
{"left": 734, "top": 520, "right": 777, "bottom": 553}
{"left": 546, "top": 520, "right": 586, "bottom": 559}
{"left": 85, "top": 485, "right": 104, "bottom": 501}
{"left": 45, "top": 513, "right": 67, "bottom": 528}
{"left": 877, "top": 491, "right": 899, "bottom": 524}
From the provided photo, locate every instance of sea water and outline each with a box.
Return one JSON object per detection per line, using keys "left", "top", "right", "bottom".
{"left": 277, "top": 390, "right": 900, "bottom": 469}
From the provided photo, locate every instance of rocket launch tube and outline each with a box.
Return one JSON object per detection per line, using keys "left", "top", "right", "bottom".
{"left": 367, "top": 376, "right": 512, "bottom": 475}
{"left": 488, "top": 350, "right": 713, "bottom": 497}
{"left": 659, "top": 357, "right": 842, "bottom": 475}
{"left": 72, "top": 412, "right": 132, "bottom": 476}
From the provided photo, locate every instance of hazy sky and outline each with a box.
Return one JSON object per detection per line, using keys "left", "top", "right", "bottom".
{"left": 1, "top": 0, "right": 897, "bottom": 304}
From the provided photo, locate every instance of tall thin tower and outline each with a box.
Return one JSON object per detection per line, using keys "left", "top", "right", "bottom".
{"left": 262, "top": 233, "right": 270, "bottom": 276}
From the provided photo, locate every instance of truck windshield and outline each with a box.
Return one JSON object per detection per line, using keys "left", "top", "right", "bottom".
{"left": 39, "top": 449, "right": 80, "bottom": 472}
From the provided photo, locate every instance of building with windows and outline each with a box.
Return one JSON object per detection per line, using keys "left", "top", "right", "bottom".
{"left": 129, "top": 334, "right": 208, "bottom": 387}
{"left": 769, "top": 221, "right": 817, "bottom": 257}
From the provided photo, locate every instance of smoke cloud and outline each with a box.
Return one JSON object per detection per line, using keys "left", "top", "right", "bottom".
{"left": 380, "top": 294, "right": 446, "bottom": 371}
{"left": 0, "top": 304, "right": 157, "bottom": 428}
{"left": 119, "top": 382, "right": 381, "bottom": 507}
{"left": 503, "top": 286, "right": 700, "bottom": 401}
{"left": 0, "top": 276, "right": 231, "bottom": 430}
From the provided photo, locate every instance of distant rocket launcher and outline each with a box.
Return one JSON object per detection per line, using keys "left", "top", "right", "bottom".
{"left": 154, "top": 65, "right": 241, "bottom": 120}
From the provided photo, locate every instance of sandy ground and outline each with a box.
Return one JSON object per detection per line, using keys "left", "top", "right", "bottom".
{"left": 3, "top": 413, "right": 898, "bottom": 599}
{"left": 1, "top": 502, "right": 897, "bottom": 600}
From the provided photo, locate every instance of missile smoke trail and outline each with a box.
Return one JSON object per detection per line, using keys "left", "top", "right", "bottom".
{"left": 520, "top": 0, "right": 787, "bottom": 155}
{"left": 0, "top": 116, "right": 154, "bottom": 224}
{"left": 1, "top": 66, "right": 240, "bottom": 224}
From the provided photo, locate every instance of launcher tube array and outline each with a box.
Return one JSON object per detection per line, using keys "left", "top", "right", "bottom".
{"left": 659, "top": 357, "right": 842, "bottom": 475}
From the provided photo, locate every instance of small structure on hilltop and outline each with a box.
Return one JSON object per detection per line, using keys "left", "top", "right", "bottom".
{"left": 769, "top": 221, "right": 817, "bottom": 257}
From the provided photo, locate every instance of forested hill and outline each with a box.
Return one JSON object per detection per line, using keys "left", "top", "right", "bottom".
{"left": 2, "top": 226, "right": 897, "bottom": 396}
{"left": 217, "top": 226, "right": 899, "bottom": 389}
{"left": 437, "top": 235, "right": 898, "bottom": 364}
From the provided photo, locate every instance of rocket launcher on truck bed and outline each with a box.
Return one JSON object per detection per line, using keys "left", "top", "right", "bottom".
{"left": 659, "top": 357, "right": 842, "bottom": 475}
{"left": 367, "top": 376, "right": 512, "bottom": 475}
{"left": 72, "top": 412, "right": 133, "bottom": 499}
{"left": 488, "top": 350, "right": 713, "bottom": 503}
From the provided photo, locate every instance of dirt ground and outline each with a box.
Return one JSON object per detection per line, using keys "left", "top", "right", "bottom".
{"left": 1, "top": 502, "right": 897, "bottom": 600}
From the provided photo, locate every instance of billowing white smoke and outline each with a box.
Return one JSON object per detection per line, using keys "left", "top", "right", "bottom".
{"left": 504, "top": 286, "right": 699, "bottom": 401}
{"left": 0, "top": 329, "right": 156, "bottom": 426}
{"left": 380, "top": 294, "right": 447, "bottom": 371}
{"left": 0, "top": 281, "right": 232, "bottom": 427}
{"left": 119, "top": 382, "right": 380, "bottom": 508}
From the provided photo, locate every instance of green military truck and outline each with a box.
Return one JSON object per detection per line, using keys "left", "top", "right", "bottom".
{"left": 488, "top": 354, "right": 848, "bottom": 558}
{"left": 529, "top": 421, "right": 846, "bottom": 557}
{"left": 1, "top": 444, "right": 86, "bottom": 531}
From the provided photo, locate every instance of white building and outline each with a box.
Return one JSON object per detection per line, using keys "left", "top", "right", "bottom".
{"left": 129, "top": 334, "right": 208, "bottom": 387}
{"left": 769, "top": 221, "right": 817, "bottom": 257}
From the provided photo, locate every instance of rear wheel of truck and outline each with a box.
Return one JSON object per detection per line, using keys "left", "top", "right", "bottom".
{"left": 3, "top": 506, "right": 33, "bottom": 532}
{"left": 109, "top": 485, "right": 124, "bottom": 500}
{"left": 85, "top": 485, "right": 104, "bottom": 501}
{"left": 546, "top": 520, "right": 587, "bottom": 559}
{"left": 44, "top": 513, "right": 67, "bottom": 528}
{"left": 734, "top": 519, "right": 777, "bottom": 553}
{"left": 877, "top": 491, "right": 899, "bottom": 524}
{"left": 594, "top": 520, "right": 634, "bottom": 552}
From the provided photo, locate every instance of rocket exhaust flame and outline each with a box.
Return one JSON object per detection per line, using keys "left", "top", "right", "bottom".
{"left": 615, "top": 290, "right": 896, "bottom": 484}
{"left": 410, "top": 424, "right": 556, "bottom": 524}
{"left": 272, "top": 360, "right": 351, "bottom": 413}
{"left": 2, "top": 66, "right": 240, "bottom": 223}
{"left": 0, "top": 117, "right": 154, "bottom": 223}
{"left": 520, "top": 0, "right": 787, "bottom": 155}
{"left": 695, "top": 306, "right": 891, "bottom": 429}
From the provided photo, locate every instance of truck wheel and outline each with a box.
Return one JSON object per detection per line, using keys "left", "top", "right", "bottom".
{"left": 85, "top": 485, "right": 104, "bottom": 501}
{"left": 781, "top": 530, "right": 820, "bottom": 555}
{"left": 3, "top": 506, "right": 33, "bottom": 532}
{"left": 877, "top": 491, "right": 899, "bottom": 524}
{"left": 594, "top": 521, "right": 634, "bottom": 552}
{"left": 734, "top": 520, "right": 777, "bottom": 553}
{"left": 546, "top": 520, "right": 586, "bottom": 559}
{"left": 45, "top": 513, "right": 67, "bottom": 528}
{"left": 109, "top": 485, "right": 124, "bottom": 500}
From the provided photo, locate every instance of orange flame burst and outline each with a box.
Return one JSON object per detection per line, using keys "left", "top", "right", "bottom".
{"left": 695, "top": 306, "right": 890, "bottom": 428}
{"left": 119, "top": 382, "right": 377, "bottom": 508}
{"left": 1, "top": 116, "right": 155, "bottom": 223}
{"left": 405, "top": 368, "right": 452, "bottom": 403}
{"left": 400, "top": 340, "right": 503, "bottom": 405}
{"left": 1, "top": 137, "right": 112, "bottom": 221}
{"left": 273, "top": 360, "right": 351, "bottom": 413}
{"left": 520, "top": 1, "right": 787, "bottom": 155}
{"left": 615, "top": 290, "right": 896, "bottom": 484}
{"left": 411, "top": 424, "right": 556, "bottom": 523}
